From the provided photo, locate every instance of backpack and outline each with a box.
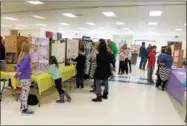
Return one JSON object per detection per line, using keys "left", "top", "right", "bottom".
{"left": 28, "top": 94, "right": 39, "bottom": 106}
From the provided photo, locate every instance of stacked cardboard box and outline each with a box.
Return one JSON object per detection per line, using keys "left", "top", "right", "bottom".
{"left": 5, "top": 36, "right": 28, "bottom": 72}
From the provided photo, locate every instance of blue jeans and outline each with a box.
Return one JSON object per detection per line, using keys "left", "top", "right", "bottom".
{"left": 76, "top": 70, "right": 84, "bottom": 88}
{"left": 139, "top": 57, "right": 147, "bottom": 69}
{"left": 96, "top": 79, "right": 109, "bottom": 95}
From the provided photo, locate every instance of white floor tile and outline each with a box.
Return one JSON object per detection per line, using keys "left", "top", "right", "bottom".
{"left": 1, "top": 64, "right": 186, "bottom": 125}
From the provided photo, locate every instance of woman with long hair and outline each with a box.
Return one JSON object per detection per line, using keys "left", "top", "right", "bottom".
{"left": 92, "top": 39, "right": 114, "bottom": 102}
{"left": 15, "top": 42, "right": 34, "bottom": 115}
{"left": 156, "top": 46, "right": 173, "bottom": 90}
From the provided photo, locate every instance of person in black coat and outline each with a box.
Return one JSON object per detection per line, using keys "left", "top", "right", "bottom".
{"left": 0, "top": 36, "right": 5, "bottom": 61}
{"left": 92, "top": 39, "right": 114, "bottom": 102}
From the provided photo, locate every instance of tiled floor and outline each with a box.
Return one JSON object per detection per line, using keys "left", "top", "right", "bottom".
{"left": 1, "top": 64, "right": 186, "bottom": 125}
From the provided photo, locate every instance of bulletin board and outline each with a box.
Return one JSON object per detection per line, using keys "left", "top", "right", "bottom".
{"left": 52, "top": 41, "right": 65, "bottom": 63}
{"left": 66, "top": 39, "right": 79, "bottom": 59}
{"left": 31, "top": 37, "right": 49, "bottom": 71}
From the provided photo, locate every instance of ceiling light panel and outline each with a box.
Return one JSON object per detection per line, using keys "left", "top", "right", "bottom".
{"left": 2, "top": 17, "right": 18, "bottom": 21}
{"left": 16, "top": 24, "right": 28, "bottom": 27}
{"left": 102, "top": 12, "right": 116, "bottom": 17}
{"left": 60, "top": 23, "right": 69, "bottom": 26}
{"left": 62, "top": 13, "right": 77, "bottom": 18}
{"left": 175, "top": 29, "right": 183, "bottom": 31}
{"left": 184, "top": 23, "right": 186, "bottom": 26}
{"left": 149, "top": 11, "right": 163, "bottom": 16}
{"left": 116, "top": 22, "right": 124, "bottom": 25}
{"left": 148, "top": 28, "right": 155, "bottom": 30}
{"left": 86, "top": 22, "right": 95, "bottom": 25}
{"left": 148, "top": 22, "right": 158, "bottom": 25}
{"left": 32, "top": 15, "right": 45, "bottom": 19}
{"left": 27, "top": 1, "right": 44, "bottom": 5}
{"left": 36, "top": 24, "right": 46, "bottom": 26}
{"left": 122, "top": 28, "right": 129, "bottom": 30}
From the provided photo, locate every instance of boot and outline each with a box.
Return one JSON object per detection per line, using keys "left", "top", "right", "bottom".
{"left": 102, "top": 92, "right": 108, "bottom": 99}
{"left": 64, "top": 91, "right": 72, "bottom": 102}
{"left": 56, "top": 93, "right": 65, "bottom": 103}
{"left": 92, "top": 94, "right": 102, "bottom": 102}
{"left": 90, "top": 88, "right": 96, "bottom": 93}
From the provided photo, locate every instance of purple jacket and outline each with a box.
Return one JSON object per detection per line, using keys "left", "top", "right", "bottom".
{"left": 15, "top": 54, "right": 31, "bottom": 80}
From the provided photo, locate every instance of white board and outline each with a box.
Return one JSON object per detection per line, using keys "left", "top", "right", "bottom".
{"left": 52, "top": 42, "right": 65, "bottom": 63}
{"left": 67, "top": 39, "right": 79, "bottom": 59}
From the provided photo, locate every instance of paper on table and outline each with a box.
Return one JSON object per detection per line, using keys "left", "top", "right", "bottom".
{"left": 174, "top": 57, "right": 178, "bottom": 62}
{"left": 174, "top": 51, "right": 179, "bottom": 56}
{"left": 39, "top": 60, "right": 48, "bottom": 64}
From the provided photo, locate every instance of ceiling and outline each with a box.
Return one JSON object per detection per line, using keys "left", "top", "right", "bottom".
{"left": 1, "top": 1, "right": 186, "bottom": 37}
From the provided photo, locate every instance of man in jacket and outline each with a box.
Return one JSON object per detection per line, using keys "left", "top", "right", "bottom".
{"left": 139, "top": 42, "right": 147, "bottom": 70}
{"left": 107, "top": 39, "right": 118, "bottom": 70}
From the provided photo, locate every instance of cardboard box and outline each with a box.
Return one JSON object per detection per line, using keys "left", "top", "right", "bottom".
{"left": 6, "top": 64, "right": 17, "bottom": 72}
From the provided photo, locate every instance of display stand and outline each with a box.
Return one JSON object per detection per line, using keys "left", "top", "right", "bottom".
{"left": 4, "top": 35, "right": 28, "bottom": 72}
{"left": 51, "top": 41, "right": 66, "bottom": 64}
{"left": 30, "top": 37, "right": 49, "bottom": 71}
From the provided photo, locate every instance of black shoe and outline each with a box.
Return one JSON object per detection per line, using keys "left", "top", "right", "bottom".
{"left": 162, "top": 87, "right": 165, "bottom": 91}
{"left": 90, "top": 89, "right": 96, "bottom": 93}
{"left": 102, "top": 92, "right": 108, "bottom": 99}
{"left": 92, "top": 95, "right": 102, "bottom": 102}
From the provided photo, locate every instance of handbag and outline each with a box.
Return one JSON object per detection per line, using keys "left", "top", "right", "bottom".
{"left": 28, "top": 94, "right": 39, "bottom": 106}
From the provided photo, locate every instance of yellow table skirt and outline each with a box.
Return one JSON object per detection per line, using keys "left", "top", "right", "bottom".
{"left": 0, "top": 65, "right": 76, "bottom": 95}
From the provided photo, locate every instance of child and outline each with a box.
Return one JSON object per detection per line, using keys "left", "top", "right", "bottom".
{"left": 49, "top": 56, "right": 71, "bottom": 103}
{"left": 72, "top": 49, "right": 86, "bottom": 88}
{"left": 119, "top": 48, "right": 126, "bottom": 75}
{"left": 147, "top": 46, "right": 157, "bottom": 83}
{"left": 127, "top": 48, "right": 132, "bottom": 73}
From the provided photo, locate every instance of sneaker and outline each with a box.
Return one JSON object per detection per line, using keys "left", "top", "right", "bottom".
{"left": 56, "top": 99, "right": 64, "bottom": 103}
{"left": 22, "top": 110, "right": 34, "bottom": 115}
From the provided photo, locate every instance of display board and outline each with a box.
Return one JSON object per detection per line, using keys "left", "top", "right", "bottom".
{"left": 66, "top": 39, "right": 79, "bottom": 59}
{"left": 31, "top": 37, "right": 49, "bottom": 71}
{"left": 135, "top": 40, "right": 156, "bottom": 47}
{"left": 113, "top": 35, "right": 134, "bottom": 48}
{"left": 52, "top": 41, "right": 65, "bottom": 63}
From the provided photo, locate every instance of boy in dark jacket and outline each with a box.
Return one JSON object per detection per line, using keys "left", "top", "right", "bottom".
{"left": 72, "top": 48, "right": 86, "bottom": 88}
{"left": 139, "top": 42, "right": 147, "bottom": 70}
{"left": 147, "top": 46, "right": 157, "bottom": 83}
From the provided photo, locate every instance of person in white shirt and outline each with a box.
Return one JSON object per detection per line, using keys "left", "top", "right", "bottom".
{"left": 119, "top": 48, "right": 126, "bottom": 75}
{"left": 127, "top": 48, "right": 132, "bottom": 73}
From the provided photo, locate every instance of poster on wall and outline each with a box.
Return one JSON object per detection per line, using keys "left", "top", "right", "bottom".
{"left": 52, "top": 41, "right": 65, "bottom": 63}
{"left": 66, "top": 39, "right": 79, "bottom": 59}
{"left": 31, "top": 37, "right": 49, "bottom": 71}
{"left": 82, "top": 36, "right": 91, "bottom": 42}
{"left": 46, "top": 31, "right": 53, "bottom": 39}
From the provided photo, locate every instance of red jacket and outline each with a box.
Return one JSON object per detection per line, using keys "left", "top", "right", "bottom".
{"left": 148, "top": 51, "right": 156, "bottom": 67}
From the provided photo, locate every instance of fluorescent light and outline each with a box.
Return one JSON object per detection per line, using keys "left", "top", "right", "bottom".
{"left": 99, "top": 27, "right": 104, "bottom": 30}
{"left": 175, "top": 29, "right": 183, "bottom": 31}
{"left": 148, "top": 22, "right": 158, "bottom": 25}
{"left": 128, "top": 31, "right": 133, "bottom": 33}
{"left": 15, "top": 27, "right": 25, "bottom": 30}
{"left": 116, "top": 22, "right": 124, "bottom": 25}
{"left": 2, "top": 17, "right": 18, "bottom": 21}
{"left": 122, "top": 28, "right": 129, "bottom": 30}
{"left": 27, "top": 1, "right": 44, "bottom": 5}
{"left": 184, "top": 23, "right": 186, "bottom": 26}
{"left": 36, "top": 24, "right": 46, "bottom": 26}
{"left": 60, "top": 23, "right": 69, "bottom": 26}
{"left": 62, "top": 13, "right": 77, "bottom": 18}
{"left": 102, "top": 12, "right": 116, "bottom": 17}
{"left": 78, "top": 28, "right": 84, "bottom": 30}
{"left": 149, "top": 11, "right": 163, "bottom": 16}
{"left": 32, "top": 15, "right": 45, "bottom": 19}
{"left": 86, "top": 22, "right": 95, "bottom": 25}
{"left": 16, "top": 24, "right": 28, "bottom": 27}
{"left": 148, "top": 28, "right": 155, "bottom": 30}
